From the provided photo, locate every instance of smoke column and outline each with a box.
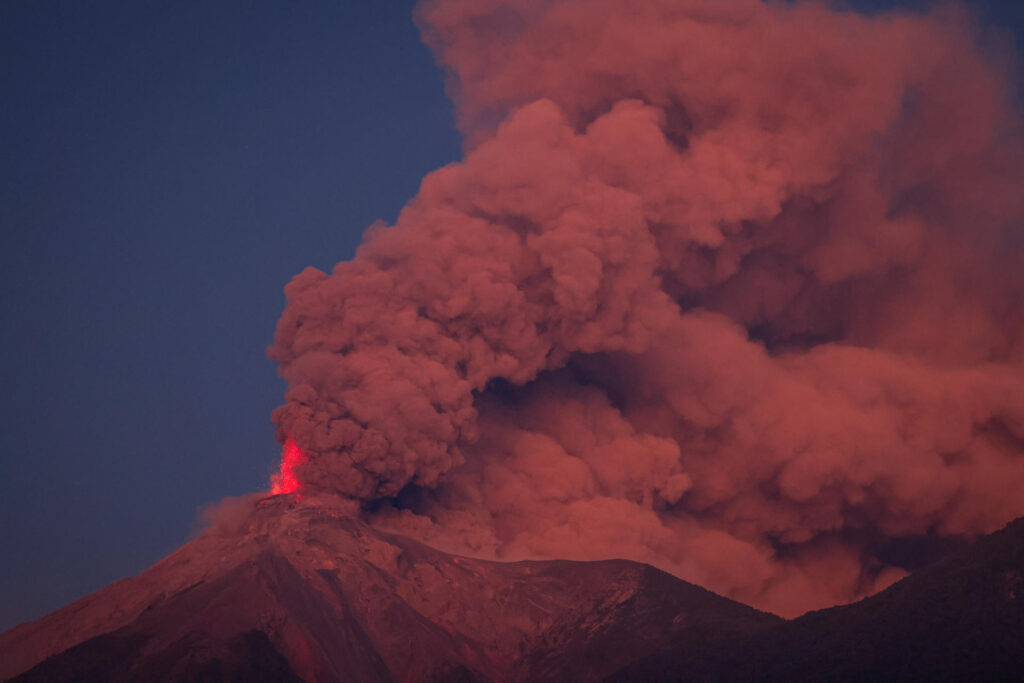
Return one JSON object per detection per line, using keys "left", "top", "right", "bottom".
{"left": 269, "top": 0, "right": 1024, "bottom": 616}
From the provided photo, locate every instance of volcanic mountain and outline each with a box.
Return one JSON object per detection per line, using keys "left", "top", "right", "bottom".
{"left": 0, "top": 495, "right": 778, "bottom": 682}
{"left": 3, "top": 497, "right": 1022, "bottom": 682}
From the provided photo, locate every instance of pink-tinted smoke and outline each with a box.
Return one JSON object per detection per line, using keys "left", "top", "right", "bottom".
{"left": 269, "top": 0, "right": 1024, "bottom": 616}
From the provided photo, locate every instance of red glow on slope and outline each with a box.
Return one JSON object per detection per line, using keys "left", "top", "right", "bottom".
{"left": 270, "top": 438, "right": 306, "bottom": 496}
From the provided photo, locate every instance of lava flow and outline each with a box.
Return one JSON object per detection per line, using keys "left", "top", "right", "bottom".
{"left": 270, "top": 438, "right": 306, "bottom": 496}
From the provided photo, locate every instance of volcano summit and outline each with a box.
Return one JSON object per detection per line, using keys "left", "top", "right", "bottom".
{"left": 0, "top": 495, "right": 779, "bottom": 682}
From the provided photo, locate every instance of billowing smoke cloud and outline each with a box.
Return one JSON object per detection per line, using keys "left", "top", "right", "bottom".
{"left": 269, "top": 0, "right": 1024, "bottom": 616}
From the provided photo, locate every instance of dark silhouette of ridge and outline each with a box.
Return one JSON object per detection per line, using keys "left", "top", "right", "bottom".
{"left": 610, "top": 516, "right": 1024, "bottom": 682}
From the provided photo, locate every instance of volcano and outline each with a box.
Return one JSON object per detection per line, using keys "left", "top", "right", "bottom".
{"left": 2, "top": 497, "right": 1023, "bottom": 682}
{"left": 0, "top": 495, "right": 778, "bottom": 682}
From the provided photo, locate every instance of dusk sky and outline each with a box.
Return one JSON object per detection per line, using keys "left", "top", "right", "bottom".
{"left": 2, "top": 0, "right": 1022, "bottom": 631}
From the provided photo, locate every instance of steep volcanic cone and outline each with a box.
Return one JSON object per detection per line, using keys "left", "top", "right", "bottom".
{"left": 268, "top": 0, "right": 1024, "bottom": 618}
{"left": 0, "top": 496, "right": 778, "bottom": 682}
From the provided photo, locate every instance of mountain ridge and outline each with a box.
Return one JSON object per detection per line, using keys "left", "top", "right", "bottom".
{"left": 4, "top": 498, "right": 1022, "bottom": 681}
{"left": 0, "top": 495, "right": 779, "bottom": 682}
{"left": 609, "top": 516, "right": 1024, "bottom": 681}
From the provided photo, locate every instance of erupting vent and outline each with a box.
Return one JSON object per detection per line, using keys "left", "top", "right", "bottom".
{"left": 270, "top": 438, "right": 306, "bottom": 497}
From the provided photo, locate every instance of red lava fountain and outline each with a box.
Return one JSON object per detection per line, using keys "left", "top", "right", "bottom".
{"left": 270, "top": 438, "right": 306, "bottom": 496}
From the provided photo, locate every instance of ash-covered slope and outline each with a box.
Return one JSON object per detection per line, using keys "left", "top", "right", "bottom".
{"left": 0, "top": 495, "right": 778, "bottom": 682}
{"left": 611, "top": 516, "right": 1024, "bottom": 682}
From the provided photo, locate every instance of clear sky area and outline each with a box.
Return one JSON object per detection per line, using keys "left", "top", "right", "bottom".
{"left": 1, "top": 0, "right": 1021, "bottom": 631}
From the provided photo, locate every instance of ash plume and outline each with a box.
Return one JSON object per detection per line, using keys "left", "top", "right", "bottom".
{"left": 269, "top": 0, "right": 1024, "bottom": 616}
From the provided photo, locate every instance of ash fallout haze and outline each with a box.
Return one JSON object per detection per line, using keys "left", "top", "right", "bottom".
{"left": 3, "top": 0, "right": 1024, "bottom": 640}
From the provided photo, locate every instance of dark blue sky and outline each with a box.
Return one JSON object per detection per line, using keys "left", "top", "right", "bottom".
{"left": 1, "top": 0, "right": 1020, "bottom": 631}
{"left": 0, "top": 0, "right": 459, "bottom": 630}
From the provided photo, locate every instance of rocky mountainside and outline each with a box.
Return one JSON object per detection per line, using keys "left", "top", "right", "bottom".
{"left": 611, "top": 516, "right": 1024, "bottom": 682}
{"left": 0, "top": 495, "right": 778, "bottom": 682}
{"left": 4, "top": 496, "right": 1022, "bottom": 682}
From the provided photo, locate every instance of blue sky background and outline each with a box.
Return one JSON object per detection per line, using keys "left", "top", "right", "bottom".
{"left": 0, "top": 0, "right": 1020, "bottom": 631}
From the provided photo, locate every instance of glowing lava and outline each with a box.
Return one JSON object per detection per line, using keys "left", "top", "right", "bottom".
{"left": 270, "top": 438, "right": 306, "bottom": 496}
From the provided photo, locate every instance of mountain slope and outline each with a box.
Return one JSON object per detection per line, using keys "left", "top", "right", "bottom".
{"left": 7, "top": 497, "right": 1022, "bottom": 682}
{"left": 0, "top": 495, "right": 779, "bottom": 682}
{"left": 610, "top": 516, "right": 1024, "bottom": 682}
